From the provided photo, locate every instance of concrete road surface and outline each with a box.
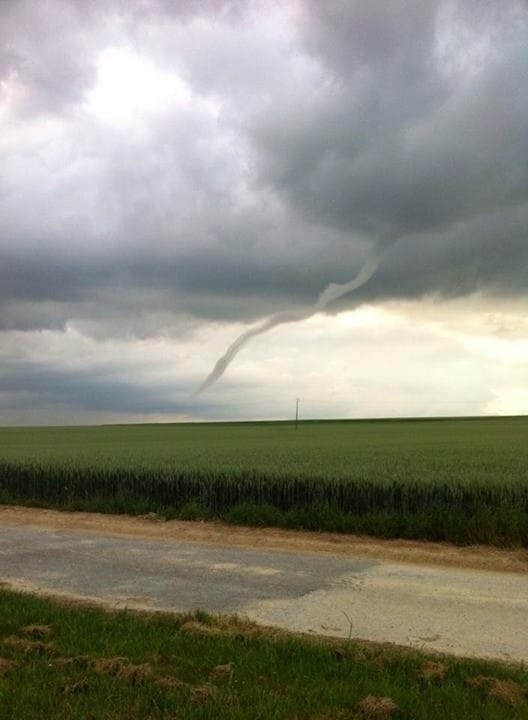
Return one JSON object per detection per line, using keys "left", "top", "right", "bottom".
{"left": 1, "top": 522, "right": 527, "bottom": 663}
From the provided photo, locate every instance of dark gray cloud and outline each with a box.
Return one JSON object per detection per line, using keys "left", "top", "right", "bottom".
{"left": 0, "top": 359, "right": 219, "bottom": 416}
{"left": 252, "top": 1, "right": 528, "bottom": 236}
{"left": 1, "top": 0, "right": 528, "bottom": 420}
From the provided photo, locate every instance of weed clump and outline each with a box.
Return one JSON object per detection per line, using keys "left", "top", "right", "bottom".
{"left": 419, "top": 660, "right": 447, "bottom": 682}
{"left": 2, "top": 637, "right": 54, "bottom": 655}
{"left": 0, "top": 657, "right": 17, "bottom": 676}
{"left": 20, "top": 624, "right": 53, "bottom": 638}
{"left": 467, "top": 675, "right": 527, "bottom": 706}
{"left": 190, "top": 684, "right": 218, "bottom": 703}
{"left": 357, "top": 695, "right": 398, "bottom": 719}
{"left": 209, "top": 662, "right": 233, "bottom": 680}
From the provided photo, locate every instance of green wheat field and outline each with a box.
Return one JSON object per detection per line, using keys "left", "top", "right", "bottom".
{"left": 1, "top": 417, "right": 527, "bottom": 546}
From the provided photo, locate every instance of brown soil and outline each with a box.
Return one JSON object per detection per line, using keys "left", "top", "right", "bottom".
{"left": 190, "top": 684, "right": 218, "bottom": 703}
{"left": 0, "top": 657, "right": 17, "bottom": 676}
{"left": 357, "top": 695, "right": 398, "bottom": 719}
{"left": 117, "top": 662, "right": 153, "bottom": 684}
{"left": 467, "top": 675, "right": 527, "bottom": 706}
{"left": 20, "top": 624, "right": 53, "bottom": 638}
{"left": 180, "top": 620, "right": 222, "bottom": 636}
{"left": 155, "top": 675, "right": 186, "bottom": 690}
{"left": 419, "top": 660, "right": 447, "bottom": 681}
{"left": 488, "top": 679, "right": 527, "bottom": 706}
{"left": 1, "top": 505, "right": 527, "bottom": 574}
{"left": 210, "top": 662, "right": 233, "bottom": 679}
{"left": 2, "top": 637, "right": 54, "bottom": 655}
{"left": 91, "top": 657, "right": 127, "bottom": 676}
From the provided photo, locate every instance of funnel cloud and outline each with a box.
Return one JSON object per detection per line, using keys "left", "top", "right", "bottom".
{"left": 195, "top": 240, "right": 390, "bottom": 394}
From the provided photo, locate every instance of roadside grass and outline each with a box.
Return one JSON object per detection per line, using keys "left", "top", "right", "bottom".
{"left": 0, "top": 589, "right": 527, "bottom": 719}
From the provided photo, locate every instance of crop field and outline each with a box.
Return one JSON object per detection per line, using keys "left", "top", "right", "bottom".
{"left": 0, "top": 417, "right": 527, "bottom": 546}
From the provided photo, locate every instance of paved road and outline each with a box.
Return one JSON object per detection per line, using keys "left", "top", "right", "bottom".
{"left": 1, "top": 522, "right": 527, "bottom": 662}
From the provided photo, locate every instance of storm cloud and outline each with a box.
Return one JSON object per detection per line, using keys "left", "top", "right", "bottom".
{"left": 1, "top": 0, "right": 528, "bottom": 420}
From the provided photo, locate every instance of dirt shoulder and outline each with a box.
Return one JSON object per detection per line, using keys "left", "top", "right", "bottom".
{"left": 1, "top": 504, "right": 527, "bottom": 574}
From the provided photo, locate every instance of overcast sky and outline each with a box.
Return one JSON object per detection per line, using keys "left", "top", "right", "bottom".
{"left": 1, "top": 0, "right": 528, "bottom": 425}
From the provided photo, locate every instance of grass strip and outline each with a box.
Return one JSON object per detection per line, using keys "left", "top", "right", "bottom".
{"left": 0, "top": 588, "right": 527, "bottom": 719}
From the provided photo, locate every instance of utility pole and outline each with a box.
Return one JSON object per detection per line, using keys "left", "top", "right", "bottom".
{"left": 295, "top": 398, "right": 300, "bottom": 430}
